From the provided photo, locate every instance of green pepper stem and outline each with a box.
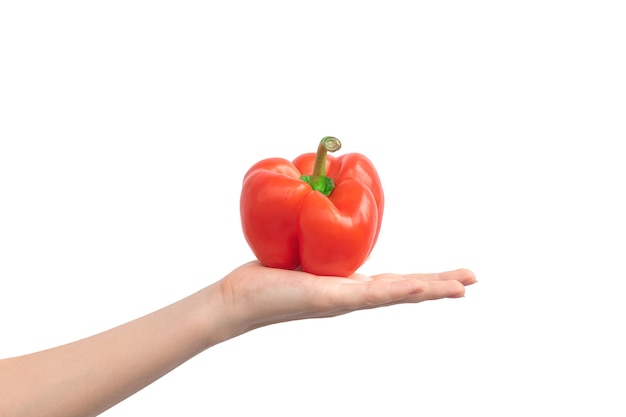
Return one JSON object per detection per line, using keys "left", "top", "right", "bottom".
{"left": 312, "top": 136, "right": 341, "bottom": 180}
{"left": 300, "top": 136, "right": 342, "bottom": 196}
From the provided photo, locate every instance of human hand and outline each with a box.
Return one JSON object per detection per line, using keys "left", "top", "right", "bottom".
{"left": 217, "top": 261, "right": 477, "bottom": 335}
{"left": 0, "top": 262, "right": 475, "bottom": 417}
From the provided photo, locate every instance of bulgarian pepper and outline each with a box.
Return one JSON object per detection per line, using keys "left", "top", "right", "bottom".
{"left": 240, "top": 137, "right": 384, "bottom": 277}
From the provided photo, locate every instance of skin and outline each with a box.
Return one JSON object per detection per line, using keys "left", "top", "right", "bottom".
{"left": 0, "top": 261, "right": 476, "bottom": 417}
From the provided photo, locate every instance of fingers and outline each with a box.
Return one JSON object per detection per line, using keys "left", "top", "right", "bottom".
{"left": 322, "top": 278, "right": 467, "bottom": 316}
{"left": 366, "top": 276, "right": 468, "bottom": 305}
{"left": 356, "top": 269, "right": 476, "bottom": 308}
{"left": 326, "top": 269, "right": 472, "bottom": 311}
{"left": 438, "top": 268, "right": 477, "bottom": 286}
{"left": 314, "top": 277, "right": 424, "bottom": 314}
{"left": 389, "top": 268, "right": 477, "bottom": 286}
{"left": 362, "top": 278, "right": 426, "bottom": 306}
{"left": 406, "top": 279, "right": 467, "bottom": 302}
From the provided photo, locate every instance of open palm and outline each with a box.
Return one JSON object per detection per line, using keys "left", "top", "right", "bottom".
{"left": 218, "top": 261, "right": 477, "bottom": 334}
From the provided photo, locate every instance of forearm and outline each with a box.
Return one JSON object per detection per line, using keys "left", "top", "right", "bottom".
{"left": 0, "top": 282, "right": 233, "bottom": 417}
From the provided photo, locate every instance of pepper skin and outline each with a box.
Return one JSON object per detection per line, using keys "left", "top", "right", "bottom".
{"left": 240, "top": 137, "right": 384, "bottom": 277}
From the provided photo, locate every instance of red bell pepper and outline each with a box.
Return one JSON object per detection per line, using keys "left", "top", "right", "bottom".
{"left": 240, "top": 137, "right": 384, "bottom": 277}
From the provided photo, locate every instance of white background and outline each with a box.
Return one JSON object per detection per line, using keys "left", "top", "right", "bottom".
{"left": 1, "top": 1, "right": 624, "bottom": 416}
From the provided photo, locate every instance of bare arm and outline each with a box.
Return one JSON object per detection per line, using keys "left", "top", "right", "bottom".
{"left": 0, "top": 284, "right": 230, "bottom": 417}
{"left": 0, "top": 262, "right": 476, "bottom": 417}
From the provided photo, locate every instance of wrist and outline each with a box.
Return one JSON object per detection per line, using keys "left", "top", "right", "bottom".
{"left": 195, "top": 281, "right": 250, "bottom": 347}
